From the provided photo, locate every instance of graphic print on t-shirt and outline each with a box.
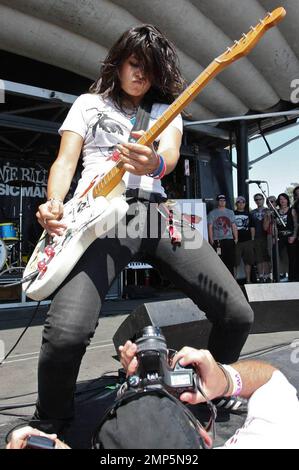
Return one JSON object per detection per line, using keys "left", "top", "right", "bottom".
{"left": 235, "top": 214, "right": 249, "bottom": 230}
{"left": 215, "top": 216, "right": 232, "bottom": 236}
{"left": 90, "top": 111, "right": 125, "bottom": 138}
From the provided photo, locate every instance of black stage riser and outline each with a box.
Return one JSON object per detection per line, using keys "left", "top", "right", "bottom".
{"left": 244, "top": 282, "right": 299, "bottom": 334}
{"left": 113, "top": 298, "right": 211, "bottom": 355}
{"left": 113, "top": 283, "right": 299, "bottom": 355}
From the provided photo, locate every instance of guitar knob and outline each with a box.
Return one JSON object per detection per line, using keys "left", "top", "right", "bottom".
{"left": 37, "top": 260, "right": 47, "bottom": 273}
{"left": 45, "top": 245, "right": 55, "bottom": 258}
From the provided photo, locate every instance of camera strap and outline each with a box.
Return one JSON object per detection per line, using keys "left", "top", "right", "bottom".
{"left": 91, "top": 379, "right": 217, "bottom": 449}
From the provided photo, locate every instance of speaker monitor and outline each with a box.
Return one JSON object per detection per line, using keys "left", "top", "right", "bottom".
{"left": 244, "top": 282, "right": 299, "bottom": 333}
{"left": 113, "top": 298, "right": 211, "bottom": 356}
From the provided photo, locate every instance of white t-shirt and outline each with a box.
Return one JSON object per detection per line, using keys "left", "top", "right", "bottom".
{"left": 219, "top": 371, "right": 299, "bottom": 449}
{"left": 58, "top": 93, "right": 183, "bottom": 197}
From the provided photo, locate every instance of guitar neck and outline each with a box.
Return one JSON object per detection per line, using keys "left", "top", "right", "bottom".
{"left": 92, "top": 59, "right": 223, "bottom": 198}
{"left": 138, "top": 59, "right": 224, "bottom": 146}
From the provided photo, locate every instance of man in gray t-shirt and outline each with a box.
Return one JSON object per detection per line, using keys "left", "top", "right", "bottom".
{"left": 208, "top": 194, "right": 238, "bottom": 275}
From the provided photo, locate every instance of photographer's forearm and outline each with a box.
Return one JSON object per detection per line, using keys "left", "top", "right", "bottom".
{"left": 230, "top": 360, "right": 277, "bottom": 399}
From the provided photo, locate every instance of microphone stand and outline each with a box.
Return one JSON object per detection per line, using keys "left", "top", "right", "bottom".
{"left": 256, "top": 182, "right": 286, "bottom": 283}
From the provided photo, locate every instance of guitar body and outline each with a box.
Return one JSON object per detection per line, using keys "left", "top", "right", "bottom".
{"left": 23, "top": 180, "right": 128, "bottom": 301}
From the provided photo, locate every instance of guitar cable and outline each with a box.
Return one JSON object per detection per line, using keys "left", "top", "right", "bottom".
{"left": 0, "top": 266, "right": 39, "bottom": 288}
{"left": 0, "top": 301, "right": 41, "bottom": 365}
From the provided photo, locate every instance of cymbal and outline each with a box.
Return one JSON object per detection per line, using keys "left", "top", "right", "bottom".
{"left": 6, "top": 179, "right": 36, "bottom": 187}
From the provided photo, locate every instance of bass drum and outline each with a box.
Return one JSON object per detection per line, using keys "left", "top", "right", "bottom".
{"left": 0, "top": 239, "right": 7, "bottom": 270}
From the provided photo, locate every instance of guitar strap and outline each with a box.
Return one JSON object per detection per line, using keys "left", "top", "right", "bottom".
{"left": 128, "top": 96, "right": 153, "bottom": 142}
{"left": 125, "top": 96, "right": 155, "bottom": 193}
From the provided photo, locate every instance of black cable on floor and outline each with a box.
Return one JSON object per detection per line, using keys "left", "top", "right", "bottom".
{"left": 0, "top": 403, "right": 35, "bottom": 411}
{"left": 0, "top": 375, "right": 120, "bottom": 410}
{"left": 0, "top": 301, "right": 41, "bottom": 365}
{"left": 240, "top": 341, "right": 293, "bottom": 359}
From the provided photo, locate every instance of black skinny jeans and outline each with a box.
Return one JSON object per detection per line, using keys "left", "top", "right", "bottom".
{"left": 212, "top": 239, "right": 235, "bottom": 275}
{"left": 34, "top": 198, "right": 253, "bottom": 429}
{"left": 278, "top": 234, "right": 297, "bottom": 281}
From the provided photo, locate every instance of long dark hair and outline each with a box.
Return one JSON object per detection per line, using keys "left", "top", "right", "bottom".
{"left": 89, "top": 24, "right": 186, "bottom": 110}
{"left": 277, "top": 193, "right": 290, "bottom": 208}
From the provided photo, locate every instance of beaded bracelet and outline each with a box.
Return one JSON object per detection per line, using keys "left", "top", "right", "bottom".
{"left": 221, "top": 364, "right": 243, "bottom": 396}
{"left": 148, "top": 154, "right": 166, "bottom": 180}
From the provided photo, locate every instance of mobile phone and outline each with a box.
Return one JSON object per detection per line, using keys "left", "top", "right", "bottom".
{"left": 26, "top": 435, "right": 56, "bottom": 449}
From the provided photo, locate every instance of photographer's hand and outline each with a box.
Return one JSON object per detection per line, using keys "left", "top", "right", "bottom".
{"left": 172, "top": 347, "right": 228, "bottom": 405}
{"left": 6, "top": 426, "right": 57, "bottom": 449}
{"left": 119, "top": 341, "right": 138, "bottom": 377}
{"left": 6, "top": 426, "right": 70, "bottom": 449}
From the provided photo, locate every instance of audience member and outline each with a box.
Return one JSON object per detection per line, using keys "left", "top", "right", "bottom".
{"left": 251, "top": 194, "right": 271, "bottom": 282}
{"left": 234, "top": 196, "right": 254, "bottom": 283}
{"left": 276, "top": 193, "right": 297, "bottom": 281}
{"left": 208, "top": 194, "right": 238, "bottom": 275}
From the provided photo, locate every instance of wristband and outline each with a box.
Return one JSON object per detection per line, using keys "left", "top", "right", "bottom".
{"left": 147, "top": 154, "right": 166, "bottom": 180}
{"left": 217, "top": 362, "right": 233, "bottom": 396}
{"left": 221, "top": 364, "right": 242, "bottom": 396}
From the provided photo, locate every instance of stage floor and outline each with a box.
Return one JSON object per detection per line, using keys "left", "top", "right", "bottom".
{"left": 0, "top": 290, "right": 298, "bottom": 449}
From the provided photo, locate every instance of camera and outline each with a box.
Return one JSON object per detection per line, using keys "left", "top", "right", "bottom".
{"left": 128, "top": 326, "right": 197, "bottom": 398}
{"left": 25, "top": 435, "right": 56, "bottom": 449}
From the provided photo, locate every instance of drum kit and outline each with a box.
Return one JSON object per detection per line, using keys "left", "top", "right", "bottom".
{"left": 0, "top": 178, "right": 36, "bottom": 273}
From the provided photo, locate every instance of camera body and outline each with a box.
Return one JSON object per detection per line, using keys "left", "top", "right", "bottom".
{"left": 129, "top": 326, "right": 197, "bottom": 398}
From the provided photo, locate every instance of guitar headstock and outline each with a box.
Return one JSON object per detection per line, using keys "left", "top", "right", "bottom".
{"left": 216, "top": 7, "right": 286, "bottom": 64}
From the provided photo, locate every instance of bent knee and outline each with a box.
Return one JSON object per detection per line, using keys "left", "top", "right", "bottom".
{"left": 229, "top": 300, "right": 254, "bottom": 327}
{"left": 43, "top": 325, "right": 92, "bottom": 352}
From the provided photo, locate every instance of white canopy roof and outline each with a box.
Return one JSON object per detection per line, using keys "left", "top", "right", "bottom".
{"left": 0, "top": 0, "right": 298, "bottom": 122}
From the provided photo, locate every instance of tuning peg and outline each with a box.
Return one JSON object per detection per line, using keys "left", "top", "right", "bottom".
{"left": 242, "top": 33, "right": 247, "bottom": 40}
{"left": 259, "top": 18, "right": 265, "bottom": 25}
{"left": 226, "top": 47, "right": 232, "bottom": 53}
{"left": 250, "top": 26, "right": 256, "bottom": 32}
{"left": 266, "top": 11, "right": 272, "bottom": 18}
{"left": 233, "top": 40, "right": 239, "bottom": 47}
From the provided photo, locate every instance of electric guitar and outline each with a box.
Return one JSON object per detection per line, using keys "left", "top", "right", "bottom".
{"left": 23, "top": 7, "right": 286, "bottom": 300}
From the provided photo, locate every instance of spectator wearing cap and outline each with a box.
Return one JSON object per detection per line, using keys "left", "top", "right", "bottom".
{"left": 251, "top": 193, "right": 271, "bottom": 282}
{"left": 234, "top": 196, "right": 254, "bottom": 283}
{"left": 208, "top": 194, "right": 238, "bottom": 275}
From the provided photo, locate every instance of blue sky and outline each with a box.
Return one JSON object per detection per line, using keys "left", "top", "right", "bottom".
{"left": 232, "top": 122, "right": 299, "bottom": 208}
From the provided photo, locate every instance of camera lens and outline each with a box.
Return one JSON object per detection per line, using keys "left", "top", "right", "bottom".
{"left": 135, "top": 326, "right": 167, "bottom": 356}
{"left": 135, "top": 326, "right": 168, "bottom": 380}
{"left": 140, "top": 326, "right": 163, "bottom": 338}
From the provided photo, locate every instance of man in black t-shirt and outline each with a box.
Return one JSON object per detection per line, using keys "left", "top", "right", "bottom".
{"left": 234, "top": 196, "right": 254, "bottom": 283}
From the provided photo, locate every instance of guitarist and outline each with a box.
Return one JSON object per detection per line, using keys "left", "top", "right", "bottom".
{"left": 33, "top": 24, "right": 253, "bottom": 436}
